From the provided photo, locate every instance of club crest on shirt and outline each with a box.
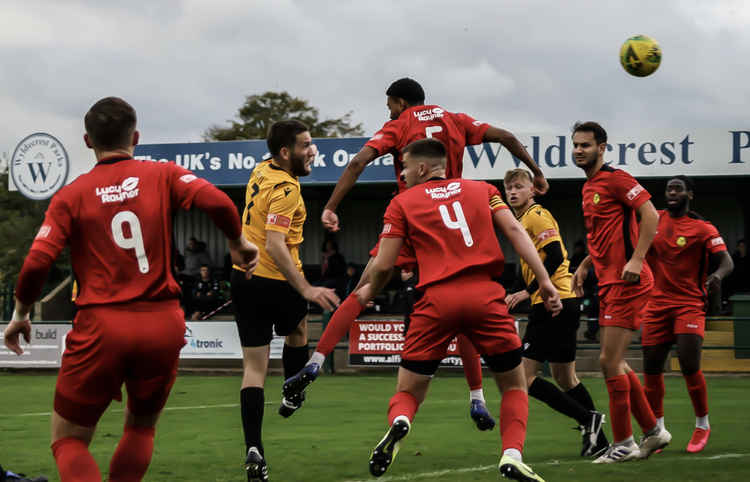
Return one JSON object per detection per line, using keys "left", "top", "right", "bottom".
{"left": 676, "top": 236, "right": 687, "bottom": 247}
{"left": 10, "top": 132, "right": 70, "bottom": 200}
{"left": 593, "top": 193, "right": 600, "bottom": 204}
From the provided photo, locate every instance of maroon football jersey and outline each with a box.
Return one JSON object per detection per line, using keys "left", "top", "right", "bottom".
{"left": 582, "top": 165, "right": 653, "bottom": 287}
{"left": 30, "top": 156, "right": 211, "bottom": 307}
{"left": 380, "top": 179, "right": 508, "bottom": 290}
{"left": 365, "top": 105, "right": 489, "bottom": 192}
{"left": 647, "top": 210, "right": 727, "bottom": 307}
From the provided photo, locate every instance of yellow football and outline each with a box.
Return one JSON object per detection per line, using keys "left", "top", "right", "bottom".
{"left": 620, "top": 35, "right": 662, "bottom": 77}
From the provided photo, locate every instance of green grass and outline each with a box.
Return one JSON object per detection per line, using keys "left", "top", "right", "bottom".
{"left": 0, "top": 373, "right": 748, "bottom": 481}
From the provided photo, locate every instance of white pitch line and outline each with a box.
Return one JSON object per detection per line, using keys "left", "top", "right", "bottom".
{"left": 341, "top": 453, "right": 750, "bottom": 482}
{"left": 7, "top": 402, "right": 278, "bottom": 418}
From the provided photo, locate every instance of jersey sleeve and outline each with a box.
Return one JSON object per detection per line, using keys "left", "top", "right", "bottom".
{"left": 168, "top": 163, "right": 213, "bottom": 210}
{"left": 454, "top": 112, "right": 490, "bottom": 145}
{"left": 364, "top": 119, "right": 405, "bottom": 156}
{"left": 609, "top": 169, "right": 651, "bottom": 209}
{"left": 703, "top": 222, "right": 727, "bottom": 254}
{"left": 527, "top": 208, "right": 562, "bottom": 250}
{"left": 487, "top": 184, "right": 509, "bottom": 212}
{"left": 381, "top": 198, "right": 407, "bottom": 239}
{"left": 29, "top": 193, "right": 72, "bottom": 259}
{"left": 265, "top": 183, "right": 300, "bottom": 234}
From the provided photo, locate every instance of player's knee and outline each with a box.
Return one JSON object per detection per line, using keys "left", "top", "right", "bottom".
{"left": 552, "top": 370, "right": 578, "bottom": 391}
{"left": 678, "top": 357, "right": 700, "bottom": 376}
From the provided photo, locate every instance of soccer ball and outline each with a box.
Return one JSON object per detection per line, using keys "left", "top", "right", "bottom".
{"left": 620, "top": 35, "right": 662, "bottom": 77}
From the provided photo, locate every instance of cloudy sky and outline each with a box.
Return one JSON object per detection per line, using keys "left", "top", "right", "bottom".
{"left": 2, "top": 0, "right": 749, "bottom": 166}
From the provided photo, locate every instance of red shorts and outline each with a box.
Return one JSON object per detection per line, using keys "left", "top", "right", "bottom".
{"left": 641, "top": 302, "right": 705, "bottom": 346}
{"left": 402, "top": 275, "right": 520, "bottom": 361}
{"left": 598, "top": 281, "right": 651, "bottom": 330}
{"left": 54, "top": 299, "right": 186, "bottom": 427}
{"left": 369, "top": 238, "right": 417, "bottom": 269}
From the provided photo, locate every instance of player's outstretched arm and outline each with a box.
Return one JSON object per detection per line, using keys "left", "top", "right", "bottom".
{"left": 483, "top": 126, "right": 548, "bottom": 195}
{"left": 622, "top": 200, "right": 658, "bottom": 283}
{"left": 265, "top": 231, "right": 340, "bottom": 311}
{"left": 322, "top": 146, "right": 379, "bottom": 232}
{"left": 493, "top": 208, "right": 561, "bottom": 315}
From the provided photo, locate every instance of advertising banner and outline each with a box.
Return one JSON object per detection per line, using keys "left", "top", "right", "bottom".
{"left": 0, "top": 323, "right": 71, "bottom": 368}
{"left": 348, "top": 319, "right": 466, "bottom": 367}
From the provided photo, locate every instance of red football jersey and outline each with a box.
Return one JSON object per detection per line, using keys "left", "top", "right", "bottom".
{"left": 647, "top": 210, "right": 727, "bottom": 307}
{"left": 380, "top": 179, "right": 508, "bottom": 290}
{"left": 582, "top": 165, "right": 653, "bottom": 287}
{"left": 30, "top": 156, "right": 212, "bottom": 307}
{"left": 365, "top": 105, "right": 490, "bottom": 192}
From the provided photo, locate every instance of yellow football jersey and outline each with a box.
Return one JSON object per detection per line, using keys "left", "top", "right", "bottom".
{"left": 236, "top": 161, "right": 306, "bottom": 281}
{"left": 517, "top": 203, "right": 575, "bottom": 305}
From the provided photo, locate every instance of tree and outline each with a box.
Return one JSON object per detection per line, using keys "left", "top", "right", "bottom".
{"left": 204, "top": 91, "right": 364, "bottom": 141}
{"left": 0, "top": 159, "right": 69, "bottom": 318}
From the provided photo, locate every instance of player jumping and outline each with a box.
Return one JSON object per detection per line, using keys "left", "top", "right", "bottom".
{"left": 361, "top": 138, "right": 560, "bottom": 481}
{"left": 284, "top": 78, "right": 549, "bottom": 428}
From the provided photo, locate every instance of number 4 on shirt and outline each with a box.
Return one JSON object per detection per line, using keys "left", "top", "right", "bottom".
{"left": 439, "top": 201, "right": 474, "bottom": 247}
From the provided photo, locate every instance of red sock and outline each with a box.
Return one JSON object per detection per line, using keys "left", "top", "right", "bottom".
{"left": 316, "top": 294, "right": 364, "bottom": 356}
{"left": 627, "top": 371, "right": 657, "bottom": 432}
{"left": 606, "top": 374, "right": 632, "bottom": 443}
{"left": 643, "top": 373, "right": 665, "bottom": 418}
{"left": 500, "top": 389, "right": 528, "bottom": 452}
{"left": 457, "top": 335, "right": 482, "bottom": 391}
{"left": 51, "top": 437, "right": 102, "bottom": 482}
{"left": 108, "top": 425, "right": 156, "bottom": 482}
{"left": 684, "top": 370, "right": 708, "bottom": 417}
{"left": 387, "top": 391, "right": 419, "bottom": 425}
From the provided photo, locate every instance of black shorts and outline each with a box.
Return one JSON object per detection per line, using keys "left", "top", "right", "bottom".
{"left": 522, "top": 297, "right": 581, "bottom": 364}
{"left": 231, "top": 270, "right": 308, "bottom": 347}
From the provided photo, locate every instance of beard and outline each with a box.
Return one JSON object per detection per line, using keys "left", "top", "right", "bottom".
{"left": 575, "top": 151, "right": 598, "bottom": 170}
{"left": 667, "top": 197, "right": 688, "bottom": 214}
{"left": 290, "top": 151, "right": 311, "bottom": 177}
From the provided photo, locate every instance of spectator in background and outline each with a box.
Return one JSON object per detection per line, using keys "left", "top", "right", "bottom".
{"left": 728, "top": 239, "right": 749, "bottom": 294}
{"left": 191, "top": 265, "right": 222, "bottom": 320}
{"left": 319, "top": 239, "right": 346, "bottom": 290}
{"left": 568, "top": 240, "right": 599, "bottom": 342}
{"left": 183, "top": 237, "right": 212, "bottom": 279}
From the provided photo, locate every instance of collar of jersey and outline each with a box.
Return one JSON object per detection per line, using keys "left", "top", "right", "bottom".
{"left": 426, "top": 176, "right": 446, "bottom": 182}
{"left": 97, "top": 155, "right": 132, "bottom": 165}
{"left": 517, "top": 202, "right": 540, "bottom": 220}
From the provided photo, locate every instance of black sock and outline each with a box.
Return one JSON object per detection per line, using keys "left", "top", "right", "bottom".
{"left": 241, "top": 387, "right": 264, "bottom": 455}
{"left": 528, "top": 377, "right": 590, "bottom": 426}
{"left": 566, "top": 382, "right": 596, "bottom": 411}
{"left": 282, "top": 344, "right": 309, "bottom": 380}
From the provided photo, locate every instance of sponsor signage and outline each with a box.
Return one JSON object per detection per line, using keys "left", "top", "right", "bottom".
{"left": 10, "top": 133, "right": 70, "bottom": 200}
{"left": 0, "top": 323, "right": 71, "bottom": 367}
{"left": 348, "top": 319, "right": 467, "bottom": 367}
{"left": 181, "top": 322, "right": 284, "bottom": 359}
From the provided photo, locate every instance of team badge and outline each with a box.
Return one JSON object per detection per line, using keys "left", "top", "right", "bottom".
{"left": 593, "top": 193, "right": 600, "bottom": 204}
{"left": 10, "top": 133, "right": 69, "bottom": 200}
{"left": 676, "top": 236, "right": 686, "bottom": 247}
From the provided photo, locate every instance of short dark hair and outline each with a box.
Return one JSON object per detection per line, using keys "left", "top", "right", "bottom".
{"left": 386, "top": 78, "right": 425, "bottom": 105}
{"left": 267, "top": 120, "right": 309, "bottom": 157}
{"left": 84, "top": 97, "right": 137, "bottom": 150}
{"left": 402, "top": 138, "right": 446, "bottom": 160}
{"left": 572, "top": 121, "right": 607, "bottom": 144}
{"left": 669, "top": 175, "right": 695, "bottom": 192}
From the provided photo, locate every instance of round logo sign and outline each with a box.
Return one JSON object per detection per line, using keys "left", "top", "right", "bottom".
{"left": 10, "top": 133, "right": 69, "bottom": 200}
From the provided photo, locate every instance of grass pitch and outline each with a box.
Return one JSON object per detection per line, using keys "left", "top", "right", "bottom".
{"left": 0, "top": 373, "right": 748, "bottom": 481}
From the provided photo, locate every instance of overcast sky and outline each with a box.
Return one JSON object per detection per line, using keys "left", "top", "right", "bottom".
{"left": 2, "top": 0, "right": 750, "bottom": 166}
